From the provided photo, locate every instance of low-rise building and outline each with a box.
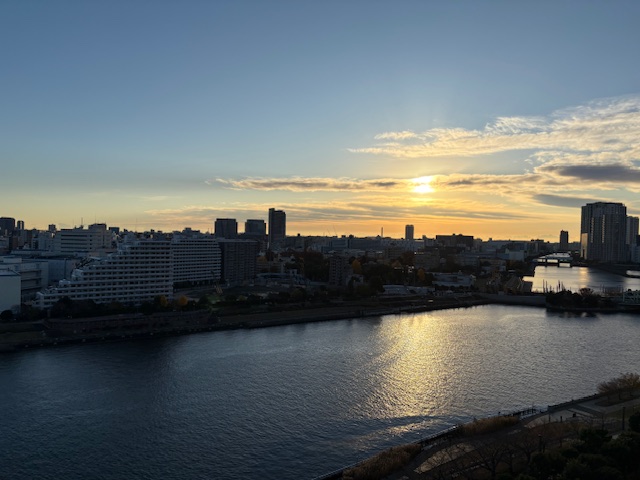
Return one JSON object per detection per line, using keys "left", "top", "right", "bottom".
{"left": 0, "top": 270, "right": 21, "bottom": 312}
{"left": 0, "top": 256, "right": 50, "bottom": 303}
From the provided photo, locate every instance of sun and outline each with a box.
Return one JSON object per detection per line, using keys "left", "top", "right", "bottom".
{"left": 412, "top": 176, "right": 434, "bottom": 194}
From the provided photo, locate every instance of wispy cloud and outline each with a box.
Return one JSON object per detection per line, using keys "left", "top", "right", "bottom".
{"left": 211, "top": 177, "right": 419, "bottom": 192}
{"left": 349, "top": 95, "right": 640, "bottom": 161}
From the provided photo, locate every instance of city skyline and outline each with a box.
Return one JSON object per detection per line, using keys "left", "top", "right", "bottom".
{"left": 2, "top": 2, "right": 640, "bottom": 240}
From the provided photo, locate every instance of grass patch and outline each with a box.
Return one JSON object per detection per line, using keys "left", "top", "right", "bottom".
{"left": 342, "top": 443, "right": 421, "bottom": 480}
{"left": 460, "top": 415, "right": 519, "bottom": 436}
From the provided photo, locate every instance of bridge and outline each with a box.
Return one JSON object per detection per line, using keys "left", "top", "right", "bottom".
{"left": 534, "top": 254, "right": 573, "bottom": 267}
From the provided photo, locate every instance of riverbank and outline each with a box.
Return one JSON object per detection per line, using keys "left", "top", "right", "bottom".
{"left": 0, "top": 295, "right": 490, "bottom": 352}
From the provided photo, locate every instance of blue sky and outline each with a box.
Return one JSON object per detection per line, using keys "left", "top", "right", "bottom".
{"left": 2, "top": 1, "right": 640, "bottom": 240}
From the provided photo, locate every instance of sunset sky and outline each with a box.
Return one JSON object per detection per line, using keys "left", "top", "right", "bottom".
{"left": 2, "top": 1, "right": 640, "bottom": 241}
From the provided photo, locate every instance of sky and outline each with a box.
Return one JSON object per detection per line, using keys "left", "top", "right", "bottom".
{"left": 2, "top": 1, "right": 640, "bottom": 241}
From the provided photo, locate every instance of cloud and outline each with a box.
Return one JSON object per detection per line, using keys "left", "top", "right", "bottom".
{"left": 140, "top": 195, "right": 178, "bottom": 202}
{"left": 349, "top": 95, "right": 640, "bottom": 160}
{"left": 535, "top": 162, "right": 640, "bottom": 184}
{"left": 211, "top": 176, "right": 416, "bottom": 192}
{"left": 531, "top": 194, "right": 599, "bottom": 209}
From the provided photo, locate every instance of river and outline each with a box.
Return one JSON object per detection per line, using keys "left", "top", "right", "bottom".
{"left": 1, "top": 266, "right": 639, "bottom": 480}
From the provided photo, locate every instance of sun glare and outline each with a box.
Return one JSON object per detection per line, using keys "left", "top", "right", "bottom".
{"left": 412, "top": 176, "right": 434, "bottom": 194}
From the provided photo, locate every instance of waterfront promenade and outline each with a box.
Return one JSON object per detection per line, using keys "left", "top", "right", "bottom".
{"left": 318, "top": 392, "right": 640, "bottom": 480}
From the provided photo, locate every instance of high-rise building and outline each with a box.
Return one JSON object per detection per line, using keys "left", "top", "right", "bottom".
{"left": 626, "top": 216, "right": 639, "bottom": 246}
{"left": 580, "top": 202, "right": 627, "bottom": 263}
{"left": 243, "top": 219, "right": 267, "bottom": 250}
{"left": 559, "top": 230, "right": 569, "bottom": 251}
{"left": 217, "top": 239, "right": 259, "bottom": 285}
{"left": 0, "top": 217, "right": 16, "bottom": 236}
{"left": 244, "top": 219, "right": 266, "bottom": 236}
{"left": 268, "top": 208, "right": 286, "bottom": 250}
{"left": 16, "top": 220, "right": 24, "bottom": 230}
{"left": 214, "top": 218, "right": 238, "bottom": 239}
{"left": 405, "top": 225, "right": 414, "bottom": 241}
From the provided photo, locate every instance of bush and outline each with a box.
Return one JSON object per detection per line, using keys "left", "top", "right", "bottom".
{"left": 460, "top": 415, "right": 519, "bottom": 436}
{"left": 342, "top": 444, "right": 421, "bottom": 480}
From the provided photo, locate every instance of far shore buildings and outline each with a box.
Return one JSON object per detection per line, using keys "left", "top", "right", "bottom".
{"left": 10, "top": 199, "right": 640, "bottom": 312}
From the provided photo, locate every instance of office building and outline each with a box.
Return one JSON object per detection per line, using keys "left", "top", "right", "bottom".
{"left": 580, "top": 202, "right": 627, "bottom": 263}
{"left": 0, "top": 217, "right": 15, "bottom": 236}
{"left": 405, "top": 225, "right": 414, "bottom": 241}
{"left": 52, "top": 224, "right": 114, "bottom": 256}
{"left": 244, "top": 219, "right": 266, "bottom": 237}
{"left": 268, "top": 208, "right": 286, "bottom": 250}
{"left": 626, "top": 216, "right": 639, "bottom": 246}
{"left": 559, "top": 230, "right": 569, "bottom": 251}
{"left": 214, "top": 218, "right": 238, "bottom": 239}
{"left": 243, "top": 219, "right": 267, "bottom": 251}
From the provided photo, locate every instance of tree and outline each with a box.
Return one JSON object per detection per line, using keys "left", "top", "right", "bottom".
{"left": 351, "top": 258, "right": 362, "bottom": 275}
{"left": 176, "top": 295, "right": 189, "bottom": 308}
{"left": 629, "top": 412, "right": 640, "bottom": 433}
{"left": 0, "top": 309, "right": 14, "bottom": 322}
{"left": 530, "top": 451, "right": 566, "bottom": 479}
{"left": 368, "top": 276, "right": 384, "bottom": 293}
{"left": 598, "top": 373, "right": 640, "bottom": 402}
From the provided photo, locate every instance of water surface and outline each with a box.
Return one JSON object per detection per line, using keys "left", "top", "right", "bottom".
{"left": 2, "top": 266, "right": 639, "bottom": 479}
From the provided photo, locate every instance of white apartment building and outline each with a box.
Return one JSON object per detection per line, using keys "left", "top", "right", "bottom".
{"left": 171, "top": 233, "right": 221, "bottom": 285}
{"left": 35, "top": 240, "right": 172, "bottom": 309}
